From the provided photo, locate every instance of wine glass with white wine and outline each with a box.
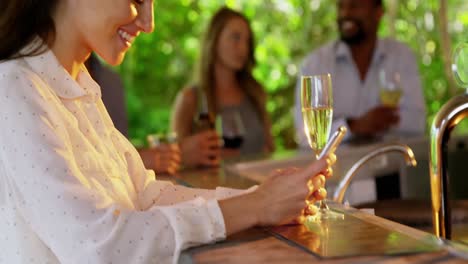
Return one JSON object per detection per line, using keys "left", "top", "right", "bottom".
{"left": 301, "top": 74, "right": 342, "bottom": 222}
{"left": 379, "top": 69, "right": 402, "bottom": 107}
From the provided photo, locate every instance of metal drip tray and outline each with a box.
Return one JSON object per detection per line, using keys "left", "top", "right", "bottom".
{"left": 270, "top": 206, "right": 441, "bottom": 258}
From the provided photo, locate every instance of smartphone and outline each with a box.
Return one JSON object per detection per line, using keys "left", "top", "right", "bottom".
{"left": 317, "top": 126, "right": 347, "bottom": 160}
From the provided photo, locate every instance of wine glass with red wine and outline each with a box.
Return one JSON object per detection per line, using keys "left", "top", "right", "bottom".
{"left": 218, "top": 110, "right": 245, "bottom": 150}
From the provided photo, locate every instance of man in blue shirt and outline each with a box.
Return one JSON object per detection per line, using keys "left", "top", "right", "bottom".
{"left": 295, "top": 0, "right": 426, "bottom": 147}
{"left": 294, "top": 0, "right": 427, "bottom": 200}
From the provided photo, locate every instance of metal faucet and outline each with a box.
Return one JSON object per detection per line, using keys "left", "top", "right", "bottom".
{"left": 333, "top": 143, "right": 417, "bottom": 204}
{"left": 430, "top": 93, "right": 468, "bottom": 240}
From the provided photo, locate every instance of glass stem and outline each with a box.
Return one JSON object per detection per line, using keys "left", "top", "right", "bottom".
{"left": 319, "top": 200, "right": 329, "bottom": 211}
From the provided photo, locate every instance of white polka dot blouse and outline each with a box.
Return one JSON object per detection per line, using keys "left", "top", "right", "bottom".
{"left": 0, "top": 42, "right": 251, "bottom": 264}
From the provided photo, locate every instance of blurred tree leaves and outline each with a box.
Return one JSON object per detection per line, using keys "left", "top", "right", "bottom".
{"left": 116, "top": 0, "right": 468, "bottom": 148}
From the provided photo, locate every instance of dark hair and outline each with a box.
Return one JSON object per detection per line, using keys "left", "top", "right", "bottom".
{"left": 0, "top": 0, "right": 59, "bottom": 60}
{"left": 374, "top": 0, "right": 383, "bottom": 6}
{"left": 194, "top": 6, "right": 268, "bottom": 123}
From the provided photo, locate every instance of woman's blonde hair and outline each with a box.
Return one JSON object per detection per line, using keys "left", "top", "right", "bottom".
{"left": 193, "top": 6, "right": 267, "bottom": 123}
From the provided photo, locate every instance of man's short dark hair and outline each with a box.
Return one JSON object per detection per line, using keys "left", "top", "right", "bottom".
{"left": 374, "top": 0, "right": 383, "bottom": 6}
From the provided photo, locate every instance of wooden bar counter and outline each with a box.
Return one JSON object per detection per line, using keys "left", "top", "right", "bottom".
{"left": 158, "top": 161, "right": 468, "bottom": 264}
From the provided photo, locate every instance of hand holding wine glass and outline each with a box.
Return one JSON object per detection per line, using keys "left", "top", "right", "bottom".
{"left": 347, "top": 106, "right": 400, "bottom": 137}
{"left": 346, "top": 69, "right": 402, "bottom": 137}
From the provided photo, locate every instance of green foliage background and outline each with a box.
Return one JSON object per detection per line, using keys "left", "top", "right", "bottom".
{"left": 116, "top": 0, "right": 468, "bottom": 148}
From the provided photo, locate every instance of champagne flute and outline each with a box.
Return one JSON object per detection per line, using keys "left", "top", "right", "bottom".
{"left": 301, "top": 74, "right": 341, "bottom": 222}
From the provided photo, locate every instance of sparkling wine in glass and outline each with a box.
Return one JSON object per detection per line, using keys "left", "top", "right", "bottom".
{"left": 302, "top": 107, "right": 333, "bottom": 157}
{"left": 301, "top": 74, "right": 342, "bottom": 222}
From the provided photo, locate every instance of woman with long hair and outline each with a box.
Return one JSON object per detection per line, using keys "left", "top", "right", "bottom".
{"left": 172, "top": 7, "right": 275, "bottom": 167}
{"left": 0, "top": 1, "right": 332, "bottom": 263}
